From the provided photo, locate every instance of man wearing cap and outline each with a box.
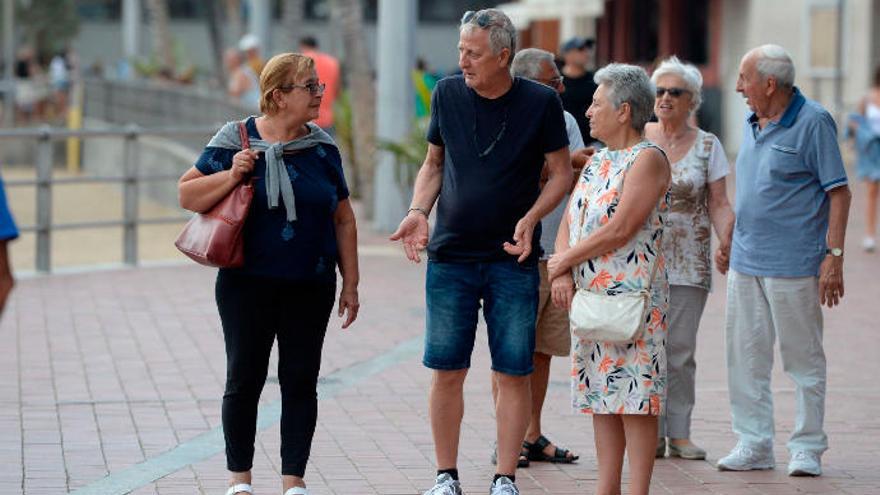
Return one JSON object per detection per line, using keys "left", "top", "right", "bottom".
{"left": 559, "top": 37, "right": 597, "bottom": 142}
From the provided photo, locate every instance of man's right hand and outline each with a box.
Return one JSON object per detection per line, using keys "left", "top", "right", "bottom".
{"left": 389, "top": 212, "right": 430, "bottom": 263}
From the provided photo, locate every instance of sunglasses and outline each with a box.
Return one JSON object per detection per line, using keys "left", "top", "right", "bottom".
{"left": 278, "top": 81, "right": 326, "bottom": 95}
{"left": 656, "top": 87, "right": 690, "bottom": 98}
{"left": 461, "top": 10, "right": 492, "bottom": 27}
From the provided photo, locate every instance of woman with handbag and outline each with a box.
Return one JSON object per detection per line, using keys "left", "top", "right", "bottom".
{"left": 177, "top": 52, "right": 360, "bottom": 495}
{"left": 547, "top": 64, "right": 670, "bottom": 495}
{"left": 644, "top": 56, "right": 734, "bottom": 460}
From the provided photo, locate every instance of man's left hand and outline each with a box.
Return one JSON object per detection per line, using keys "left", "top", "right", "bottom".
{"left": 503, "top": 216, "right": 536, "bottom": 262}
{"left": 818, "top": 255, "right": 845, "bottom": 307}
{"left": 546, "top": 252, "right": 570, "bottom": 280}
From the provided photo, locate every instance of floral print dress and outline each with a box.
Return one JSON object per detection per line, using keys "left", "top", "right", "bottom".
{"left": 568, "top": 141, "right": 670, "bottom": 415}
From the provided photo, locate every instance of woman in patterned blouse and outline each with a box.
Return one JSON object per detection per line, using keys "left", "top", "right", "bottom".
{"left": 644, "top": 56, "right": 735, "bottom": 461}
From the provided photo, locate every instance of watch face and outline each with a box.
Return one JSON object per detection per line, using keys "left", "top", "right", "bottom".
{"left": 830, "top": 248, "right": 843, "bottom": 256}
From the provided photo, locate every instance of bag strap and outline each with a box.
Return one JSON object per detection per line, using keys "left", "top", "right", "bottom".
{"left": 573, "top": 145, "right": 661, "bottom": 292}
{"left": 238, "top": 121, "right": 250, "bottom": 150}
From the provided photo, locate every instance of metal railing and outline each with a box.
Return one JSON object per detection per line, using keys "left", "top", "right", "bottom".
{"left": 83, "top": 78, "right": 254, "bottom": 137}
{"left": 0, "top": 125, "right": 219, "bottom": 273}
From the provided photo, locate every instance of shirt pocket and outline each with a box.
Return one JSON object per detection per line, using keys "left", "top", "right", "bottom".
{"left": 767, "top": 143, "right": 808, "bottom": 179}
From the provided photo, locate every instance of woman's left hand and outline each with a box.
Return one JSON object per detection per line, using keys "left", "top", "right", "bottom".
{"left": 338, "top": 287, "right": 360, "bottom": 329}
{"left": 547, "top": 252, "right": 570, "bottom": 280}
{"left": 551, "top": 273, "right": 575, "bottom": 310}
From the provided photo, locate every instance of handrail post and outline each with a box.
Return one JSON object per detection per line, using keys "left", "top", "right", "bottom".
{"left": 35, "top": 126, "right": 53, "bottom": 272}
{"left": 123, "top": 125, "right": 139, "bottom": 266}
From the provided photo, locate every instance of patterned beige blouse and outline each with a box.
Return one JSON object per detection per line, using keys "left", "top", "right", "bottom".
{"left": 662, "top": 129, "right": 729, "bottom": 291}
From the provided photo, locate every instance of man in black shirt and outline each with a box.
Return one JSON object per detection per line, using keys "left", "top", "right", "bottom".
{"left": 390, "top": 9, "right": 571, "bottom": 495}
{"left": 559, "top": 37, "right": 598, "bottom": 142}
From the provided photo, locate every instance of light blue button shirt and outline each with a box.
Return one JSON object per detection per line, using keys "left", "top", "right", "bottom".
{"left": 731, "top": 87, "right": 848, "bottom": 277}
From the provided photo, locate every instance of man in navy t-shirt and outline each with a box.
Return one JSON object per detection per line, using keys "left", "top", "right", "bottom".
{"left": 390, "top": 9, "right": 571, "bottom": 495}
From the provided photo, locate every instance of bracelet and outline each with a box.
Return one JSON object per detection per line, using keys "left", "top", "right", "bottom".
{"left": 408, "top": 206, "right": 429, "bottom": 218}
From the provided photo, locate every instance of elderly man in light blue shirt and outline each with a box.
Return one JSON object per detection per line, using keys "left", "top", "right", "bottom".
{"left": 717, "top": 45, "right": 851, "bottom": 478}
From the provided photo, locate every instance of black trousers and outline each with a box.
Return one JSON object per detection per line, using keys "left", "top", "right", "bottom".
{"left": 216, "top": 270, "right": 336, "bottom": 477}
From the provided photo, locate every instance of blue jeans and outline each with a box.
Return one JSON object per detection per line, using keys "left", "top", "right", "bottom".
{"left": 423, "top": 259, "right": 539, "bottom": 376}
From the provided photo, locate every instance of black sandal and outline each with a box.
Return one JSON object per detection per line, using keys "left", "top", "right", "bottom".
{"left": 490, "top": 443, "right": 530, "bottom": 468}
{"left": 524, "top": 435, "right": 579, "bottom": 463}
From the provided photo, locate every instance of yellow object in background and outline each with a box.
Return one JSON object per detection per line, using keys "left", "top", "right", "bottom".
{"left": 66, "top": 84, "right": 83, "bottom": 174}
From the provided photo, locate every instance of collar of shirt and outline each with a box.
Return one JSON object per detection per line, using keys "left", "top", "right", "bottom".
{"left": 747, "top": 86, "right": 807, "bottom": 134}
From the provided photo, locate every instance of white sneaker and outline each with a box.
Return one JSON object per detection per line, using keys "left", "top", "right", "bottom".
{"left": 716, "top": 443, "right": 775, "bottom": 471}
{"left": 489, "top": 476, "right": 519, "bottom": 495}
{"left": 425, "top": 473, "right": 464, "bottom": 495}
{"left": 863, "top": 237, "right": 876, "bottom": 252}
{"left": 788, "top": 451, "right": 822, "bottom": 476}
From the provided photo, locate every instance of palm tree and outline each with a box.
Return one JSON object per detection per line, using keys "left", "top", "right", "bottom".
{"left": 225, "top": 0, "right": 243, "bottom": 44}
{"left": 145, "top": 0, "right": 174, "bottom": 73}
{"left": 331, "top": 0, "right": 376, "bottom": 218}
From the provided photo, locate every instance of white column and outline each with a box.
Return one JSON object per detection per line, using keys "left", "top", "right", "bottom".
{"left": 373, "top": 0, "right": 416, "bottom": 232}
{"left": 248, "top": 0, "right": 272, "bottom": 56}
{"left": 122, "top": 0, "right": 141, "bottom": 59}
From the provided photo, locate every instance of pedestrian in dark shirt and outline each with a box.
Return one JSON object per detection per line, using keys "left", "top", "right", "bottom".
{"left": 559, "top": 37, "right": 597, "bottom": 143}
{"left": 390, "top": 8, "right": 571, "bottom": 495}
{"left": 178, "top": 52, "right": 360, "bottom": 495}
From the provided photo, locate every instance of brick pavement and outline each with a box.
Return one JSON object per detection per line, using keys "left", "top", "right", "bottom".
{"left": 3, "top": 191, "right": 880, "bottom": 494}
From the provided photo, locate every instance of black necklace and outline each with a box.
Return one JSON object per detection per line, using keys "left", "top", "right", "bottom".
{"left": 470, "top": 85, "right": 512, "bottom": 158}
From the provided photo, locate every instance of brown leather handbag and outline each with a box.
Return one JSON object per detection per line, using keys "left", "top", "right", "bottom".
{"left": 175, "top": 122, "right": 254, "bottom": 268}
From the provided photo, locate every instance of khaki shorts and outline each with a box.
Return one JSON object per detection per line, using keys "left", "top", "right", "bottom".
{"left": 535, "top": 260, "right": 571, "bottom": 357}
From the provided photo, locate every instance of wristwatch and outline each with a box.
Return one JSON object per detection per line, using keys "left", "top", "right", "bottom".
{"left": 826, "top": 247, "right": 843, "bottom": 257}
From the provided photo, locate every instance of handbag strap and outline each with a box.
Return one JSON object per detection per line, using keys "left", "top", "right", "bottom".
{"left": 573, "top": 146, "right": 661, "bottom": 292}
{"left": 238, "top": 121, "right": 250, "bottom": 149}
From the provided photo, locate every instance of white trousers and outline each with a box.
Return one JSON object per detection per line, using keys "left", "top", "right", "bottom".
{"left": 725, "top": 270, "right": 827, "bottom": 454}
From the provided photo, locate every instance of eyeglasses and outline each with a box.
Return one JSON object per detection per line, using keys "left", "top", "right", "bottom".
{"left": 278, "top": 81, "right": 326, "bottom": 95}
{"left": 655, "top": 86, "right": 690, "bottom": 98}
{"left": 539, "top": 76, "right": 563, "bottom": 87}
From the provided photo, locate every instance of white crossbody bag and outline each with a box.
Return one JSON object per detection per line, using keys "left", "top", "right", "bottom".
{"left": 569, "top": 185, "right": 660, "bottom": 343}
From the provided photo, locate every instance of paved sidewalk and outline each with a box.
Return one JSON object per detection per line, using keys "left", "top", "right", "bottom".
{"left": 3, "top": 199, "right": 880, "bottom": 494}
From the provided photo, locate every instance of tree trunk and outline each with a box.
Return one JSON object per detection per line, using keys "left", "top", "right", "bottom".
{"left": 145, "top": 0, "right": 174, "bottom": 72}
{"left": 282, "top": 0, "right": 306, "bottom": 51}
{"left": 204, "top": 1, "right": 225, "bottom": 87}
{"left": 331, "top": 0, "right": 376, "bottom": 220}
{"left": 225, "top": 0, "right": 243, "bottom": 44}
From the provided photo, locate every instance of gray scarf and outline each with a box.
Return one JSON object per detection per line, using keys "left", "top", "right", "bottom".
{"left": 208, "top": 118, "right": 336, "bottom": 222}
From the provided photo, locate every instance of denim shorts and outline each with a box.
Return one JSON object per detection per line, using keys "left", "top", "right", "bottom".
{"left": 423, "top": 259, "right": 539, "bottom": 376}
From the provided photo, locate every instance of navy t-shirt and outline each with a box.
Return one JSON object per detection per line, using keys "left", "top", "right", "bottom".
{"left": 426, "top": 75, "right": 568, "bottom": 263}
{"left": 194, "top": 117, "right": 349, "bottom": 281}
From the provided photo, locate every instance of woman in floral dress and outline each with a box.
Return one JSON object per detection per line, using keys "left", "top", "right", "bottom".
{"left": 547, "top": 64, "right": 670, "bottom": 495}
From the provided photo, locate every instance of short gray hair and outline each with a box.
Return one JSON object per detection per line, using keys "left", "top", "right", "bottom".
{"left": 651, "top": 55, "right": 703, "bottom": 112}
{"left": 460, "top": 9, "right": 517, "bottom": 64}
{"left": 752, "top": 44, "right": 795, "bottom": 88}
{"left": 594, "top": 63, "right": 655, "bottom": 131}
{"left": 510, "top": 48, "right": 555, "bottom": 80}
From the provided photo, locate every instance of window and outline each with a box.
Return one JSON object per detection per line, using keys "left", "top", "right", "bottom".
{"left": 806, "top": 1, "right": 843, "bottom": 75}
